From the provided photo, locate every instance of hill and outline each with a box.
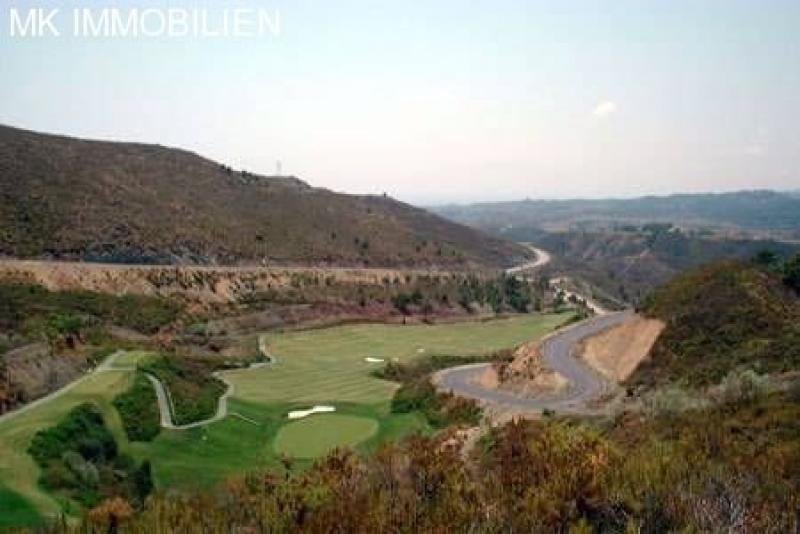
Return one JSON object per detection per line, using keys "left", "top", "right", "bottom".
{"left": 433, "top": 190, "right": 800, "bottom": 235}
{"left": 529, "top": 227, "right": 800, "bottom": 304}
{"left": 630, "top": 261, "right": 800, "bottom": 387}
{"left": 0, "top": 125, "right": 525, "bottom": 269}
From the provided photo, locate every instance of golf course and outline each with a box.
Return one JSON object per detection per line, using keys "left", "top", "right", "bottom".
{"left": 0, "top": 312, "right": 569, "bottom": 525}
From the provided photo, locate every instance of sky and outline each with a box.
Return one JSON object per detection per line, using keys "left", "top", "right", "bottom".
{"left": 1, "top": 0, "right": 799, "bottom": 204}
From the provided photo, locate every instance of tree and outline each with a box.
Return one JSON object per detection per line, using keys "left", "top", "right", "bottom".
{"left": 784, "top": 254, "right": 800, "bottom": 294}
{"left": 753, "top": 250, "right": 780, "bottom": 270}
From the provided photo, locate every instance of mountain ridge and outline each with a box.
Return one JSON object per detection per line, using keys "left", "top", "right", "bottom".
{"left": 0, "top": 124, "right": 527, "bottom": 269}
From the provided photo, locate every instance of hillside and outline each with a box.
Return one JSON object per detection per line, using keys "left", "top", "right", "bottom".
{"left": 0, "top": 125, "right": 525, "bottom": 269}
{"left": 630, "top": 261, "right": 800, "bottom": 387}
{"left": 433, "top": 190, "right": 800, "bottom": 235}
{"left": 529, "top": 227, "right": 800, "bottom": 303}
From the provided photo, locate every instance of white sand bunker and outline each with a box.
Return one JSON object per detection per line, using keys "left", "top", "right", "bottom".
{"left": 365, "top": 357, "right": 385, "bottom": 363}
{"left": 288, "top": 405, "right": 336, "bottom": 420}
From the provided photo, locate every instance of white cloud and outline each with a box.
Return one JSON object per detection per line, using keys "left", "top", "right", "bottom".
{"left": 592, "top": 100, "right": 617, "bottom": 119}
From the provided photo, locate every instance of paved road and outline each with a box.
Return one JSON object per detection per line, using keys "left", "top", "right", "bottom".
{"left": 0, "top": 335, "right": 273, "bottom": 431}
{"left": 0, "top": 350, "right": 130, "bottom": 425}
{"left": 437, "top": 310, "right": 633, "bottom": 412}
{"left": 506, "top": 244, "right": 551, "bottom": 275}
{"left": 147, "top": 334, "right": 272, "bottom": 430}
{"left": 147, "top": 371, "right": 234, "bottom": 430}
{"left": 441, "top": 244, "right": 630, "bottom": 412}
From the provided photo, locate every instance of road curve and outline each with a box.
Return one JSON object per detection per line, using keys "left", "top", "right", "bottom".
{"left": 506, "top": 244, "right": 551, "bottom": 275}
{"left": 436, "top": 310, "right": 633, "bottom": 412}
{"left": 147, "top": 334, "right": 273, "bottom": 430}
{"left": 146, "top": 371, "right": 235, "bottom": 430}
{"left": 0, "top": 350, "right": 131, "bottom": 425}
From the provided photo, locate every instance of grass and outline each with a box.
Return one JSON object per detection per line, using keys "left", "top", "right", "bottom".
{"left": 0, "top": 370, "right": 133, "bottom": 522}
{"left": 226, "top": 313, "right": 569, "bottom": 406}
{"left": 274, "top": 414, "right": 380, "bottom": 459}
{"left": 141, "top": 357, "right": 226, "bottom": 425}
{"left": 0, "top": 313, "right": 567, "bottom": 527}
{"left": 0, "top": 484, "right": 44, "bottom": 529}
{"left": 113, "top": 373, "right": 160, "bottom": 442}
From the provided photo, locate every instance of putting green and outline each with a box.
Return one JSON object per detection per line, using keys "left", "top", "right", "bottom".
{"left": 0, "top": 313, "right": 569, "bottom": 526}
{"left": 273, "top": 414, "right": 379, "bottom": 459}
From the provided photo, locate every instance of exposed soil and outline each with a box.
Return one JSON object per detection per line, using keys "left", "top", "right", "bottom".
{"left": 494, "top": 341, "right": 569, "bottom": 396}
{"left": 1, "top": 343, "right": 92, "bottom": 414}
{"left": 578, "top": 314, "right": 664, "bottom": 381}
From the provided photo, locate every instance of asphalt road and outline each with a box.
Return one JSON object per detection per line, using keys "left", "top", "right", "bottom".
{"left": 506, "top": 244, "right": 552, "bottom": 275}
{"left": 437, "top": 309, "right": 633, "bottom": 412}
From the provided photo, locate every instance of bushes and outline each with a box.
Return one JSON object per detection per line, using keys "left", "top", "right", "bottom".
{"left": 379, "top": 351, "right": 515, "bottom": 428}
{"left": 27, "top": 403, "right": 153, "bottom": 508}
{"left": 716, "top": 369, "right": 771, "bottom": 405}
{"left": 113, "top": 373, "right": 161, "bottom": 442}
{"left": 0, "top": 282, "right": 180, "bottom": 343}
{"left": 784, "top": 253, "right": 800, "bottom": 294}
{"left": 643, "top": 386, "right": 708, "bottom": 419}
{"left": 391, "top": 379, "right": 481, "bottom": 428}
{"left": 28, "top": 404, "right": 117, "bottom": 466}
{"left": 633, "top": 262, "right": 800, "bottom": 387}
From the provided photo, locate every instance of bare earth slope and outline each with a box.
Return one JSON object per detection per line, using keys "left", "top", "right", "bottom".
{"left": 0, "top": 124, "right": 526, "bottom": 268}
{"left": 578, "top": 315, "right": 664, "bottom": 381}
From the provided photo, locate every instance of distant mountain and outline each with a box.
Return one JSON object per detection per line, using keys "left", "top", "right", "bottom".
{"left": 433, "top": 191, "right": 800, "bottom": 233}
{"left": 530, "top": 228, "right": 800, "bottom": 304}
{"left": 0, "top": 125, "right": 526, "bottom": 268}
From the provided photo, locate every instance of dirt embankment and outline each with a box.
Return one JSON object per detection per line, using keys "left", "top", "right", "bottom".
{"left": 0, "top": 343, "right": 95, "bottom": 414}
{"left": 473, "top": 341, "right": 568, "bottom": 398}
{"left": 0, "top": 260, "right": 478, "bottom": 302}
{"left": 578, "top": 315, "right": 664, "bottom": 381}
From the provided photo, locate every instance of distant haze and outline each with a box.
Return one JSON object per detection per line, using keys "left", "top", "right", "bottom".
{"left": 1, "top": 1, "right": 798, "bottom": 204}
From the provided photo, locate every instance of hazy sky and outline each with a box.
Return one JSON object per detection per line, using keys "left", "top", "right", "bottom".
{"left": 1, "top": 0, "right": 799, "bottom": 204}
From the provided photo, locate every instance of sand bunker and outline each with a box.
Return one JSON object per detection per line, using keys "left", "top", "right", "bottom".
{"left": 365, "top": 357, "right": 385, "bottom": 363}
{"left": 287, "top": 405, "right": 336, "bottom": 420}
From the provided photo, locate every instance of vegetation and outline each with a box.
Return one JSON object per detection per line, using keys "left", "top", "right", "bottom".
{"left": 377, "top": 351, "right": 513, "bottom": 427}
{"left": 631, "top": 261, "right": 800, "bottom": 387}
{"left": 784, "top": 253, "right": 800, "bottom": 294}
{"left": 0, "top": 124, "right": 525, "bottom": 268}
{"left": 112, "top": 373, "right": 160, "bottom": 442}
{"left": 435, "top": 190, "right": 800, "bottom": 232}
{"left": 529, "top": 228, "right": 799, "bottom": 304}
{"left": 140, "top": 356, "right": 226, "bottom": 426}
{"left": 64, "top": 388, "right": 800, "bottom": 532}
{"left": 27, "top": 403, "right": 152, "bottom": 509}
{"left": 0, "top": 485, "right": 43, "bottom": 529}
{"left": 0, "top": 282, "right": 180, "bottom": 341}
{"left": 391, "top": 379, "right": 482, "bottom": 427}
{"left": 273, "top": 414, "right": 379, "bottom": 459}
{"left": 0, "top": 315, "right": 566, "bottom": 526}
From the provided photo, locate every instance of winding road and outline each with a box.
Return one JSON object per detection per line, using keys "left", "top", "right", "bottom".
{"left": 506, "top": 244, "right": 552, "bottom": 275}
{"left": 436, "top": 310, "right": 632, "bottom": 412}
{"left": 147, "top": 335, "right": 272, "bottom": 430}
{"left": 439, "top": 245, "right": 632, "bottom": 412}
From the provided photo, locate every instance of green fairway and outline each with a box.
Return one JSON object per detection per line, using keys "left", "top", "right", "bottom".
{"left": 0, "top": 484, "right": 44, "bottom": 529}
{"left": 225, "top": 313, "right": 569, "bottom": 406}
{"left": 0, "top": 313, "right": 568, "bottom": 526}
{"left": 0, "top": 370, "right": 134, "bottom": 521}
{"left": 274, "top": 414, "right": 379, "bottom": 459}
